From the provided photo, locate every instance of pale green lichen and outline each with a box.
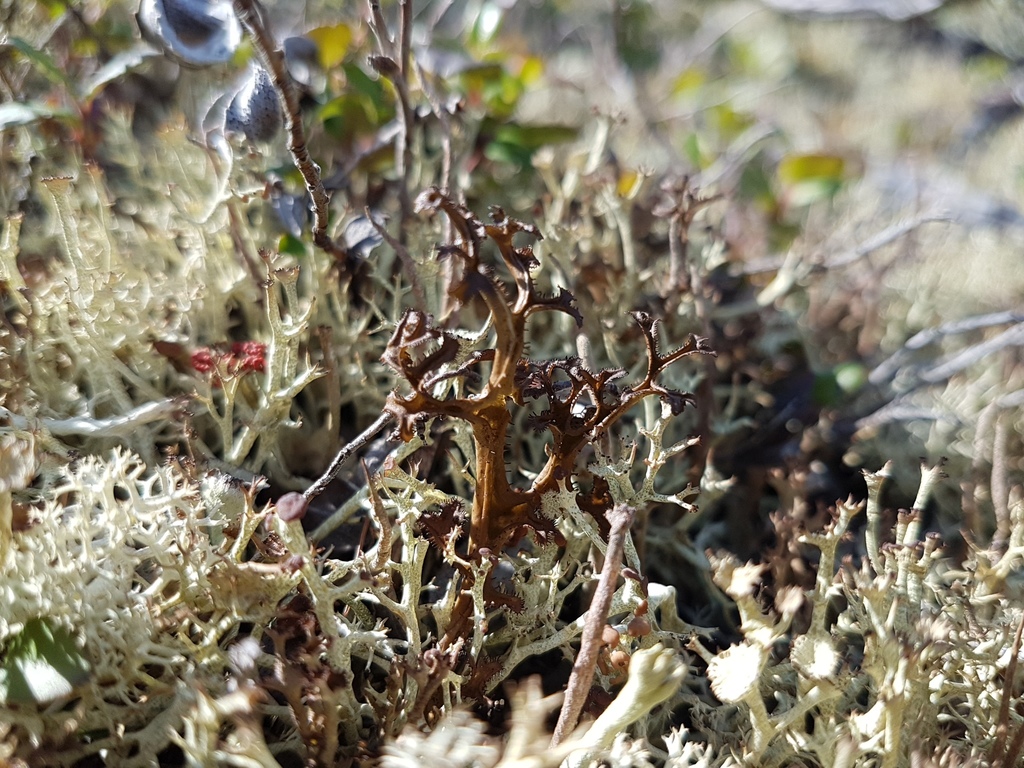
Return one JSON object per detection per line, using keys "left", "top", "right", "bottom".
{"left": 680, "top": 464, "right": 1024, "bottom": 768}
{"left": 2, "top": 1, "right": 1024, "bottom": 766}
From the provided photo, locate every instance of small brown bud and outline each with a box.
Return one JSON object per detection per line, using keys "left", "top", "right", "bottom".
{"left": 601, "top": 625, "right": 621, "bottom": 647}
{"left": 277, "top": 492, "right": 308, "bottom": 522}
{"left": 627, "top": 615, "right": 651, "bottom": 638}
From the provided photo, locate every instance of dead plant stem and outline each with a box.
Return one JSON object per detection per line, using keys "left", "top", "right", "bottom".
{"left": 368, "top": 0, "right": 415, "bottom": 228}
{"left": 552, "top": 503, "right": 636, "bottom": 746}
{"left": 304, "top": 411, "right": 395, "bottom": 501}
{"left": 366, "top": 206, "right": 427, "bottom": 308}
{"left": 232, "top": 0, "right": 346, "bottom": 261}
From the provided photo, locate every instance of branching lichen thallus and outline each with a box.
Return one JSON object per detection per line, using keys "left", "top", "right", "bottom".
{"left": 381, "top": 188, "right": 714, "bottom": 658}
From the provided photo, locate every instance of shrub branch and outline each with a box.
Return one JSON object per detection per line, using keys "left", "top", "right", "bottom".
{"left": 231, "top": 0, "right": 347, "bottom": 262}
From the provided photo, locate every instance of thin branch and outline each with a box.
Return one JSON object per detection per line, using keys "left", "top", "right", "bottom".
{"left": 552, "top": 503, "right": 636, "bottom": 746}
{"left": 992, "top": 414, "right": 1011, "bottom": 548}
{"left": 226, "top": 200, "right": 266, "bottom": 287}
{"left": 990, "top": 610, "right": 1024, "bottom": 766}
{"left": 367, "top": 0, "right": 396, "bottom": 60}
{"left": 304, "top": 411, "right": 395, "bottom": 501}
{"left": 366, "top": 206, "right": 427, "bottom": 308}
{"left": 0, "top": 399, "right": 184, "bottom": 438}
{"left": 416, "top": 0, "right": 456, "bottom": 196}
{"left": 870, "top": 308, "right": 1024, "bottom": 386}
{"left": 742, "top": 212, "right": 949, "bottom": 277}
{"left": 231, "top": 0, "right": 346, "bottom": 262}
{"left": 415, "top": 57, "right": 459, "bottom": 306}
{"left": 368, "top": 0, "right": 415, "bottom": 226}
{"left": 918, "top": 323, "right": 1024, "bottom": 385}
{"left": 316, "top": 325, "right": 342, "bottom": 456}
{"left": 399, "top": 0, "right": 412, "bottom": 81}
{"left": 416, "top": 59, "right": 454, "bottom": 196}
{"left": 667, "top": 214, "right": 684, "bottom": 297}
{"left": 821, "top": 212, "right": 950, "bottom": 270}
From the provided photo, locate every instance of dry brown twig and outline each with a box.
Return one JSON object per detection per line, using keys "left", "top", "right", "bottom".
{"left": 368, "top": 0, "right": 416, "bottom": 227}
{"left": 989, "top": 611, "right": 1024, "bottom": 768}
{"left": 551, "top": 503, "right": 637, "bottom": 746}
{"left": 415, "top": 60, "right": 455, "bottom": 198}
{"left": 365, "top": 206, "right": 427, "bottom": 308}
{"left": 231, "top": 0, "right": 347, "bottom": 263}
{"left": 304, "top": 411, "right": 395, "bottom": 502}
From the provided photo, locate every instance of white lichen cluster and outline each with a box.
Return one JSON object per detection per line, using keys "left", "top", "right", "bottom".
{"left": 0, "top": 446, "right": 291, "bottom": 765}
{"left": 0, "top": 115, "right": 344, "bottom": 479}
{"left": 4, "top": 1, "right": 1024, "bottom": 765}
{"left": 3, "top": 120, "right": 1024, "bottom": 768}
{"left": 684, "top": 463, "right": 1024, "bottom": 767}
{"left": 3, "top": 134, "right": 1023, "bottom": 768}
{"left": 0, "top": 117, "right": 701, "bottom": 765}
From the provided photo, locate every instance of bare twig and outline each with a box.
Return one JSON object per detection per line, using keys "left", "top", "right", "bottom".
{"left": 367, "top": 0, "right": 396, "bottom": 60}
{"left": 663, "top": 181, "right": 720, "bottom": 294}
{"left": 667, "top": 214, "right": 685, "bottom": 296}
{"left": 226, "top": 200, "right": 266, "bottom": 287}
{"left": 399, "top": 0, "right": 412, "bottom": 80}
{"left": 416, "top": 60, "right": 454, "bottom": 197}
{"left": 365, "top": 207, "right": 427, "bottom": 307}
{"left": 316, "top": 325, "right": 342, "bottom": 456}
{"left": 918, "top": 323, "right": 1024, "bottom": 385}
{"left": 822, "top": 212, "right": 950, "bottom": 270}
{"left": 415, "top": 57, "right": 459, "bottom": 307}
{"left": 231, "top": 0, "right": 346, "bottom": 262}
{"left": 398, "top": 0, "right": 414, "bottom": 217}
{"left": 742, "top": 212, "right": 949, "bottom": 277}
{"left": 0, "top": 399, "right": 184, "bottom": 438}
{"left": 657, "top": 178, "right": 720, "bottom": 483}
{"left": 304, "top": 411, "right": 395, "bottom": 501}
{"left": 968, "top": 388, "right": 1024, "bottom": 542}
{"left": 989, "top": 611, "right": 1024, "bottom": 767}
{"left": 368, "top": 0, "right": 416, "bottom": 227}
{"left": 870, "top": 309, "right": 1024, "bottom": 386}
{"left": 552, "top": 503, "right": 637, "bottom": 746}
{"left": 992, "top": 414, "right": 1011, "bottom": 548}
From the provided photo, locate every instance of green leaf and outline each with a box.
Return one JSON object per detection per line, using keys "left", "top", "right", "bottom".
{"left": 319, "top": 92, "right": 395, "bottom": 145}
{"left": 615, "top": 0, "right": 660, "bottom": 73}
{"left": 278, "top": 233, "right": 308, "bottom": 257}
{"left": 307, "top": 23, "right": 353, "bottom": 69}
{"left": 493, "top": 123, "right": 578, "bottom": 150}
{"left": 482, "top": 69, "right": 524, "bottom": 119}
{"left": 834, "top": 362, "right": 867, "bottom": 395}
{"left": 459, "top": 62, "right": 519, "bottom": 118}
{"left": 0, "top": 618, "right": 90, "bottom": 705}
{"left": 778, "top": 153, "right": 847, "bottom": 206}
{"left": 485, "top": 123, "right": 578, "bottom": 168}
{"left": 709, "top": 104, "right": 753, "bottom": 142}
{"left": 738, "top": 161, "right": 775, "bottom": 207}
{"left": 813, "top": 363, "right": 867, "bottom": 406}
{"left": 484, "top": 139, "right": 533, "bottom": 167}
{"left": 672, "top": 67, "right": 707, "bottom": 96}
{"left": 812, "top": 372, "right": 842, "bottom": 407}
{"left": 518, "top": 55, "right": 544, "bottom": 85}
{"left": 9, "top": 37, "right": 77, "bottom": 95}
{"left": 682, "top": 133, "right": 703, "bottom": 168}
{"left": 344, "top": 62, "right": 392, "bottom": 103}
{"left": 319, "top": 64, "right": 396, "bottom": 144}
{"left": 777, "top": 153, "right": 845, "bottom": 185}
